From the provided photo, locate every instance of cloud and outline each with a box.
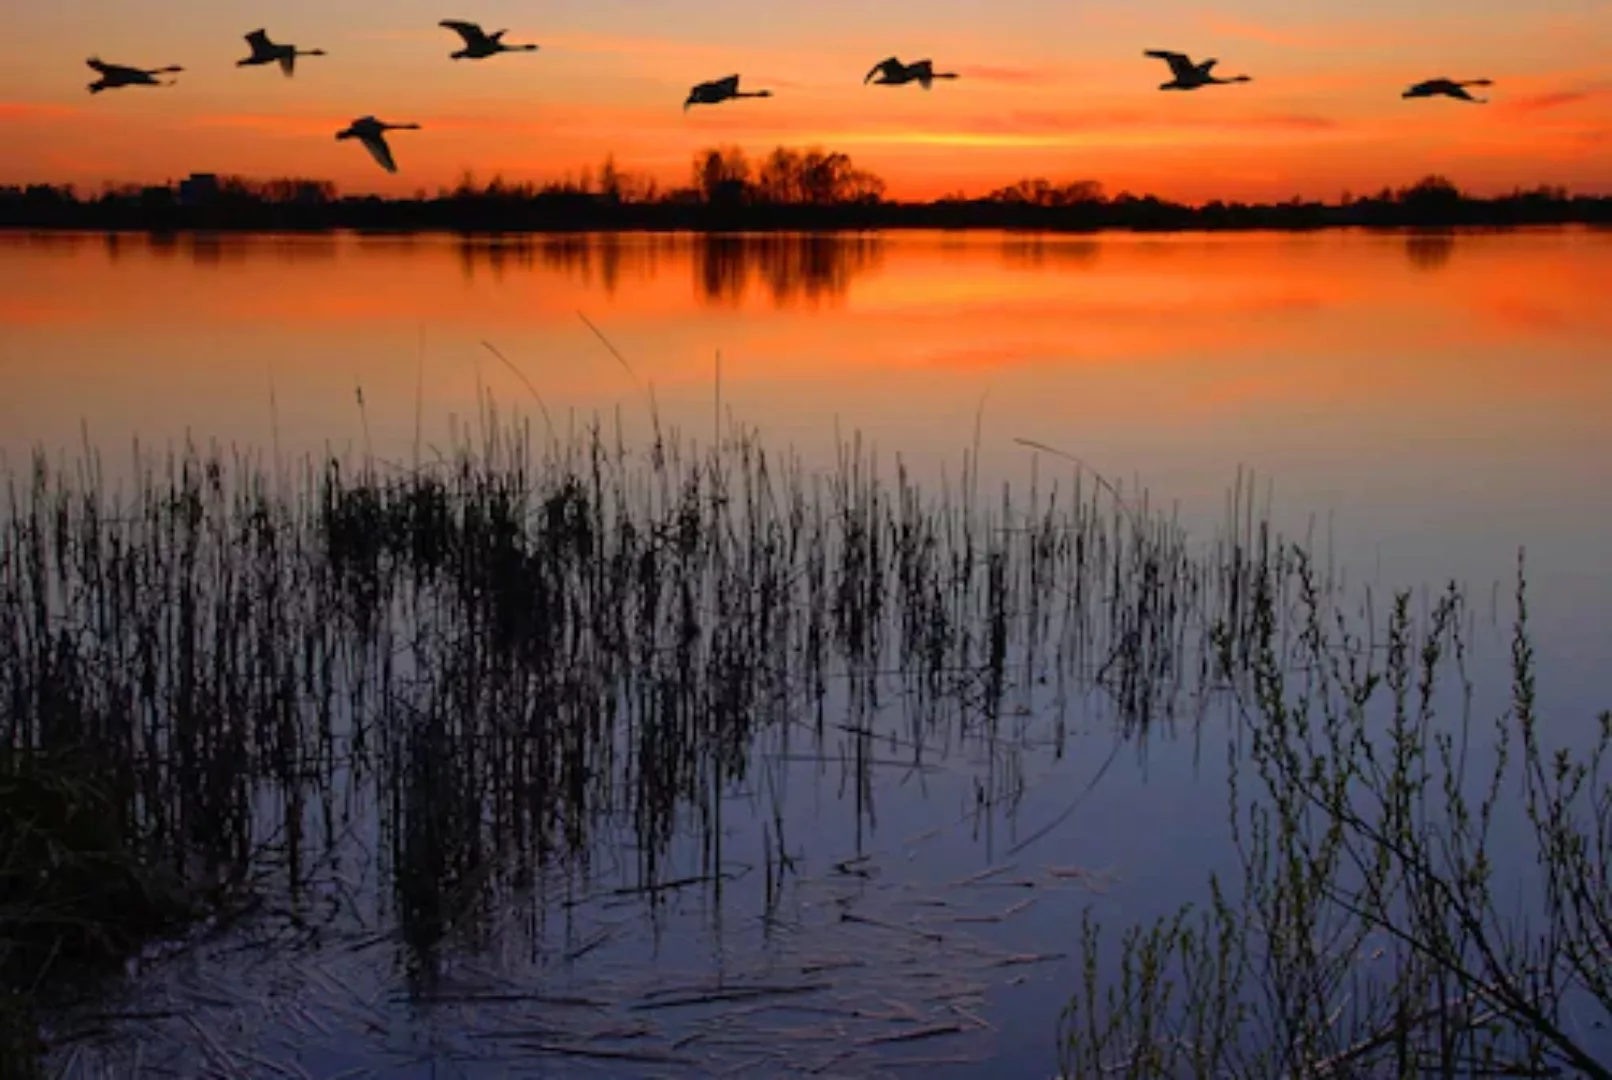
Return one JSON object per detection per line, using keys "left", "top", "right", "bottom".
{"left": 1500, "top": 90, "right": 1597, "bottom": 113}
{"left": 0, "top": 102, "right": 81, "bottom": 122}
{"left": 540, "top": 31, "right": 732, "bottom": 62}
{"left": 343, "top": 29, "right": 448, "bottom": 45}
{"left": 666, "top": 104, "right": 1348, "bottom": 145}
{"left": 742, "top": 76, "right": 809, "bottom": 91}
{"left": 187, "top": 113, "right": 337, "bottom": 137}
{"left": 1192, "top": 16, "right": 1327, "bottom": 49}
{"left": 954, "top": 65, "right": 1058, "bottom": 86}
{"left": 933, "top": 109, "right": 1343, "bottom": 135}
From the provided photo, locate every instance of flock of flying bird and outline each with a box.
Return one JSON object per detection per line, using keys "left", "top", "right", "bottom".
{"left": 83, "top": 18, "right": 1500, "bottom": 176}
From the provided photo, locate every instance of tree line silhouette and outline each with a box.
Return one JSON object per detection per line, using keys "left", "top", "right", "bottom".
{"left": 2, "top": 146, "right": 1608, "bottom": 232}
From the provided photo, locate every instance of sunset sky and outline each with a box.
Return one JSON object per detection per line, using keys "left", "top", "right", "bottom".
{"left": 2, "top": 0, "right": 1610, "bottom": 202}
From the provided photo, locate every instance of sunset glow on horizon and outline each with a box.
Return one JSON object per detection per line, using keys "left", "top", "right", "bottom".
{"left": 2, "top": 0, "right": 1610, "bottom": 203}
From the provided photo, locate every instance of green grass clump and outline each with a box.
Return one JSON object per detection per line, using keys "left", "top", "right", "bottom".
{"left": 0, "top": 405, "right": 1303, "bottom": 1071}
{"left": 1058, "top": 551, "right": 1612, "bottom": 1078}
{"left": 0, "top": 746, "right": 205, "bottom": 1078}
{"left": 1, "top": 749, "right": 189, "bottom": 976}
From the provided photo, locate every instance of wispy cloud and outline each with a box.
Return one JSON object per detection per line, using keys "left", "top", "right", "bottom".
{"left": 1497, "top": 83, "right": 1612, "bottom": 114}
{"left": 187, "top": 113, "right": 340, "bottom": 137}
{"left": 743, "top": 76, "right": 809, "bottom": 91}
{"left": 1192, "top": 16, "right": 1329, "bottom": 50}
{"left": 1506, "top": 91, "right": 1591, "bottom": 113}
{"left": 342, "top": 28, "right": 443, "bottom": 45}
{"left": 1189, "top": 10, "right": 1511, "bottom": 52}
{"left": 670, "top": 103, "right": 1347, "bottom": 139}
{"left": 0, "top": 102, "right": 81, "bottom": 121}
{"left": 943, "top": 109, "right": 1343, "bottom": 135}
{"left": 954, "top": 65, "right": 1058, "bottom": 86}
{"left": 540, "top": 31, "right": 732, "bottom": 62}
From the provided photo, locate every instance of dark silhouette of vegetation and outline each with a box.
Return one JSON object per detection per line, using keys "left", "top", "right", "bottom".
{"left": 1059, "top": 557, "right": 1612, "bottom": 1078}
{"left": 0, "top": 412, "right": 1269, "bottom": 1073}
{"left": 2, "top": 413, "right": 1607, "bottom": 1074}
{"left": 448, "top": 231, "right": 884, "bottom": 306}
{"left": 2, "top": 154, "right": 1608, "bottom": 233}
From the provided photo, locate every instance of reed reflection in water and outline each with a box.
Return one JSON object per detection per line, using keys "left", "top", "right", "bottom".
{"left": 5, "top": 415, "right": 1280, "bottom": 1076}
{"left": 3, "top": 225, "right": 1612, "bottom": 1077}
{"left": 450, "top": 231, "right": 885, "bottom": 307}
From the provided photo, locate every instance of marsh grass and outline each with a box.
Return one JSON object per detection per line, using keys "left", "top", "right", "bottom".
{"left": 0, "top": 400, "right": 1287, "bottom": 1068}
{"left": 1057, "top": 549, "right": 1612, "bottom": 1078}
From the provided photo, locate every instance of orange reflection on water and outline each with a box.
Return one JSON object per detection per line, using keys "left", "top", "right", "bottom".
{"left": 1, "top": 229, "right": 1610, "bottom": 505}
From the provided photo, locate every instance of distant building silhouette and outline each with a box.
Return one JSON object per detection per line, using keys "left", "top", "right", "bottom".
{"left": 177, "top": 173, "right": 220, "bottom": 208}
{"left": 1, "top": 154, "right": 1609, "bottom": 233}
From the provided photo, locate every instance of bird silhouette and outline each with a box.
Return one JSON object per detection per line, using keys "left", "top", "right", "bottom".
{"left": 685, "top": 74, "right": 773, "bottom": 111}
{"left": 1402, "top": 77, "right": 1493, "bottom": 103}
{"left": 1144, "top": 50, "right": 1252, "bottom": 90}
{"left": 85, "top": 57, "right": 184, "bottom": 94}
{"left": 439, "top": 20, "right": 539, "bottom": 60}
{"left": 865, "top": 57, "right": 958, "bottom": 90}
{"left": 237, "top": 30, "right": 326, "bottom": 77}
{"left": 335, "top": 116, "right": 421, "bottom": 173}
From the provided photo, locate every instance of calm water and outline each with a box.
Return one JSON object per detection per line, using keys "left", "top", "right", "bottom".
{"left": 2, "top": 227, "right": 1611, "bottom": 1077}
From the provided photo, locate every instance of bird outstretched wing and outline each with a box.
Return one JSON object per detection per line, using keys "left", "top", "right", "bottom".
{"left": 1144, "top": 49, "right": 1197, "bottom": 81}
{"left": 360, "top": 133, "right": 398, "bottom": 173}
{"left": 279, "top": 54, "right": 295, "bottom": 76}
{"left": 440, "top": 20, "right": 491, "bottom": 48}
{"left": 865, "top": 57, "right": 903, "bottom": 83}
{"left": 245, "top": 29, "right": 273, "bottom": 53}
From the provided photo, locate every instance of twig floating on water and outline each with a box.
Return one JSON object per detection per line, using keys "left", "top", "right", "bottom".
{"left": 990, "top": 951, "right": 1066, "bottom": 968}
{"left": 630, "top": 982, "right": 832, "bottom": 1011}
{"left": 394, "top": 991, "right": 609, "bottom": 1008}
{"left": 949, "top": 896, "right": 1037, "bottom": 923}
{"left": 854, "top": 1021, "right": 967, "bottom": 1047}
{"left": 840, "top": 911, "right": 945, "bottom": 942}
{"left": 521, "top": 1042, "right": 696, "bottom": 1066}
{"left": 799, "top": 956, "right": 866, "bottom": 975}
{"left": 949, "top": 862, "right": 1017, "bottom": 887}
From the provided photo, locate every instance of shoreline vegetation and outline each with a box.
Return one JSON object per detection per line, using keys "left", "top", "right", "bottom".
{"left": 4, "top": 145, "right": 1610, "bottom": 234}
{"left": 2, "top": 397, "right": 1609, "bottom": 1071}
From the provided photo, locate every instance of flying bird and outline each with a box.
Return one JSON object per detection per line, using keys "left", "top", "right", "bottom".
{"left": 335, "top": 116, "right": 421, "bottom": 173}
{"left": 684, "top": 74, "right": 773, "bottom": 111}
{"left": 1402, "top": 77, "right": 1493, "bottom": 103}
{"left": 85, "top": 57, "right": 184, "bottom": 94}
{"left": 865, "top": 57, "right": 958, "bottom": 89}
{"left": 237, "top": 30, "right": 327, "bottom": 77}
{"left": 1144, "top": 50, "right": 1252, "bottom": 91}
{"left": 439, "top": 20, "right": 539, "bottom": 59}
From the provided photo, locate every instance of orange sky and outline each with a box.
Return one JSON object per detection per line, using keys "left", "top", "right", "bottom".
{"left": 2, "top": 0, "right": 1610, "bottom": 202}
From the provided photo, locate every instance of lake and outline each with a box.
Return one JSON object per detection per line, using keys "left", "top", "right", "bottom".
{"left": 2, "top": 227, "right": 1610, "bottom": 1077}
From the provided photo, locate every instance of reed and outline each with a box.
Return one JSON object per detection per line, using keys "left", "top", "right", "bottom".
{"left": 1, "top": 400, "right": 1290, "bottom": 1068}
{"left": 1057, "top": 549, "right": 1612, "bottom": 1078}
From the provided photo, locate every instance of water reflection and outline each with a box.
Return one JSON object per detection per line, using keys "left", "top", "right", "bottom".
{"left": 92, "top": 231, "right": 342, "bottom": 267}
{"left": 697, "top": 233, "right": 884, "bottom": 307}
{"left": 1405, "top": 229, "right": 1455, "bottom": 272}
{"left": 454, "top": 232, "right": 665, "bottom": 295}
{"left": 1001, "top": 237, "right": 1101, "bottom": 268}
{"left": 451, "top": 232, "right": 885, "bottom": 308}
